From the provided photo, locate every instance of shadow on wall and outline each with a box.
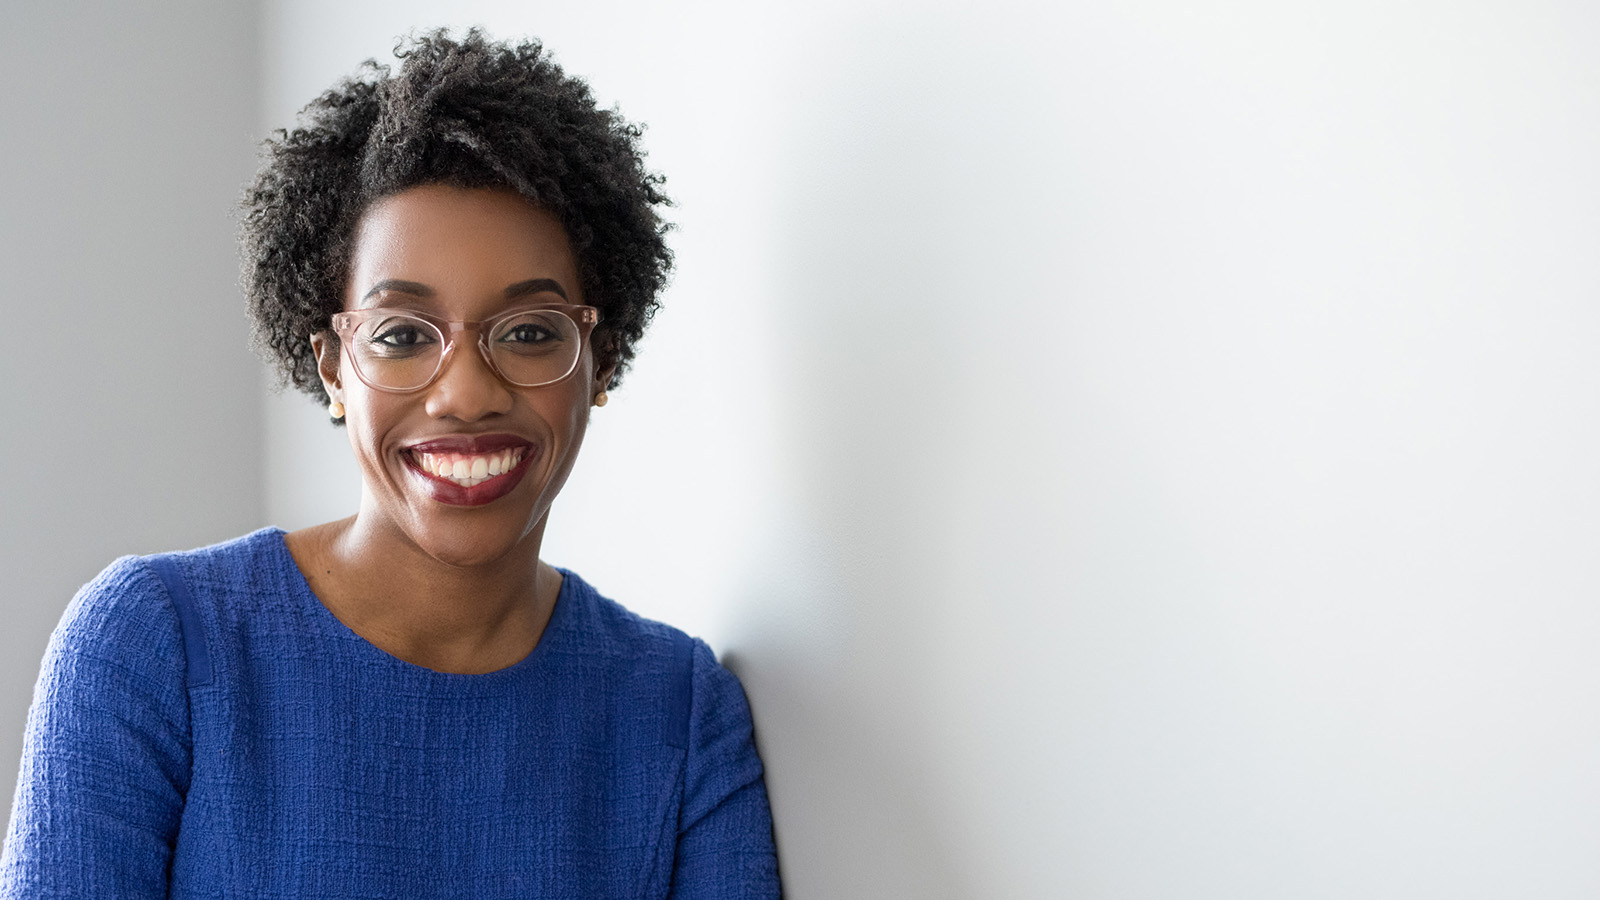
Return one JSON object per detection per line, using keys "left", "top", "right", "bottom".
{"left": 713, "top": 9, "right": 1080, "bottom": 897}
{"left": 723, "top": 647, "right": 973, "bottom": 900}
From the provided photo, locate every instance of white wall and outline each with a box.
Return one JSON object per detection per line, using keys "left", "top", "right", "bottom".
{"left": 0, "top": 0, "right": 263, "bottom": 839}
{"left": 12, "top": 0, "right": 1600, "bottom": 895}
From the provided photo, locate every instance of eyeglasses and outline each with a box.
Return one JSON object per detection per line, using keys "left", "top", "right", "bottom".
{"left": 329, "top": 304, "right": 601, "bottom": 393}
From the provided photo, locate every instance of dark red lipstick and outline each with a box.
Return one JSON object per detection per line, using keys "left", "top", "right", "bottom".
{"left": 402, "top": 435, "right": 538, "bottom": 507}
{"left": 407, "top": 433, "right": 531, "bottom": 455}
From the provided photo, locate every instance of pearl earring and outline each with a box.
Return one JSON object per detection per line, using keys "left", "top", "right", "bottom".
{"left": 593, "top": 391, "right": 609, "bottom": 408}
{"left": 328, "top": 401, "right": 345, "bottom": 419}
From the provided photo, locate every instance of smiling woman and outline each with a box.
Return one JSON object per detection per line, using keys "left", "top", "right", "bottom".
{"left": 295, "top": 187, "right": 602, "bottom": 669}
{"left": 0, "top": 30, "right": 778, "bottom": 899}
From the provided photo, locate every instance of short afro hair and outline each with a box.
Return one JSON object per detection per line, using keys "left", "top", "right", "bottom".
{"left": 240, "top": 28, "right": 672, "bottom": 413}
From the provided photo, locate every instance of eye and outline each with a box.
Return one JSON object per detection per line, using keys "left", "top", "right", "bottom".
{"left": 372, "top": 322, "right": 432, "bottom": 346}
{"left": 490, "top": 310, "right": 577, "bottom": 361}
{"left": 358, "top": 316, "right": 439, "bottom": 359}
{"left": 500, "top": 322, "right": 557, "bottom": 344}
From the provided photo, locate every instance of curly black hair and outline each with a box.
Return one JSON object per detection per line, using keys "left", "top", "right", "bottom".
{"left": 240, "top": 29, "right": 672, "bottom": 415}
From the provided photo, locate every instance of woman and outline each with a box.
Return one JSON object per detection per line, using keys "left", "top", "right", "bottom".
{"left": 0, "top": 30, "right": 778, "bottom": 898}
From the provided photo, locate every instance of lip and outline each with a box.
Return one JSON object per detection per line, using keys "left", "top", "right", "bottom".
{"left": 400, "top": 434, "right": 539, "bottom": 507}
{"left": 406, "top": 433, "right": 532, "bottom": 455}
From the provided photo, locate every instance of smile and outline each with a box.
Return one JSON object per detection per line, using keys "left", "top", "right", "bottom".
{"left": 401, "top": 435, "right": 538, "bottom": 506}
{"left": 411, "top": 449, "right": 526, "bottom": 487}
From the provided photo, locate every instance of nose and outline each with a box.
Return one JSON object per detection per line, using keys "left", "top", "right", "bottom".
{"left": 422, "top": 337, "right": 514, "bottom": 422}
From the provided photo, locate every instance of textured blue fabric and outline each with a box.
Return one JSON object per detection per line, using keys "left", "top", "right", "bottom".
{"left": 0, "top": 528, "right": 779, "bottom": 898}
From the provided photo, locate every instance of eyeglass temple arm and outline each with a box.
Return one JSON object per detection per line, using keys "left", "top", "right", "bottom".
{"left": 331, "top": 306, "right": 600, "bottom": 337}
{"left": 439, "top": 307, "right": 599, "bottom": 334}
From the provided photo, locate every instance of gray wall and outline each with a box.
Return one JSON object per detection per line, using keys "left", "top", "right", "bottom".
{"left": 260, "top": 3, "right": 1600, "bottom": 897}
{"left": 0, "top": 0, "right": 263, "bottom": 831}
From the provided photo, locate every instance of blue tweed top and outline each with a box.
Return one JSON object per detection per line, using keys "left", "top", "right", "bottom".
{"left": 0, "top": 528, "right": 778, "bottom": 898}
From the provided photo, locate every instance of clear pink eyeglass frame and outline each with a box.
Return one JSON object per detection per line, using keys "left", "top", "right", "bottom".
{"left": 328, "top": 303, "right": 602, "bottom": 393}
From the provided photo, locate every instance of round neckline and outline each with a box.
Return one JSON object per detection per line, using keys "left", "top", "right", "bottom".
{"left": 263, "top": 526, "right": 575, "bottom": 681}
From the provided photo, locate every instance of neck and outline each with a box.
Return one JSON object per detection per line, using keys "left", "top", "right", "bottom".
{"left": 291, "top": 506, "right": 560, "bottom": 674}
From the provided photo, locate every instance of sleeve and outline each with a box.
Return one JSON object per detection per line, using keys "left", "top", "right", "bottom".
{"left": 0, "top": 557, "right": 192, "bottom": 899}
{"left": 667, "top": 639, "right": 780, "bottom": 899}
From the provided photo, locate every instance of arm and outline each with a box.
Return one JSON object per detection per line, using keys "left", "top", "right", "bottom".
{"left": 668, "top": 640, "right": 780, "bottom": 899}
{"left": 0, "top": 558, "right": 191, "bottom": 899}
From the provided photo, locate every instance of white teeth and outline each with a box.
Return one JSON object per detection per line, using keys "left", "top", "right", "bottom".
{"left": 413, "top": 448, "right": 527, "bottom": 486}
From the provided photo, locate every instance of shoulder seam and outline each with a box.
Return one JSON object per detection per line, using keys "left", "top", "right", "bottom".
{"left": 140, "top": 554, "right": 214, "bottom": 688}
{"left": 663, "top": 630, "right": 694, "bottom": 750}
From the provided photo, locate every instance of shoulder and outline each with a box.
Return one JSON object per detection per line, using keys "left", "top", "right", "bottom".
{"left": 137, "top": 527, "right": 299, "bottom": 639}
{"left": 553, "top": 567, "right": 697, "bottom": 662}
{"left": 141, "top": 526, "right": 292, "bottom": 595}
{"left": 552, "top": 571, "right": 764, "bottom": 797}
{"left": 52, "top": 554, "right": 181, "bottom": 671}
{"left": 552, "top": 569, "right": 755, "bottom": 746}
{"left": 50, "top": 528, "right": 289, "bottom": 685}
{"left": 554, "top": 567, "right": 746, "bottom": 682}
{"left": 30, "top": 551, "right": 197, "bottom": 761}
{"left": 681, "top": 636, "right": 763, "bottom": 824}
{"left": 4, "top": 549, "right": 223, "bottom": 894}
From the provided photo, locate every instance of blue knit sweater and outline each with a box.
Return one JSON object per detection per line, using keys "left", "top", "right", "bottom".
{"left": 0, "top": 528, "right": 778, "bottom": 898}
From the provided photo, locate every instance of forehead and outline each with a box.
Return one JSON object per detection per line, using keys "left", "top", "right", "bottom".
{"left": 346, "top": 184, "right": 580, "bottom": 309}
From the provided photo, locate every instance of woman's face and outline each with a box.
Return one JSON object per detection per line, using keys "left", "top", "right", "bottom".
{"left": 314, "top": 184, "right": 610, "bottom": 568}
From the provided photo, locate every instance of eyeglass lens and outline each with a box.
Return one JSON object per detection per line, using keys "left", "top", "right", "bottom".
{"left": 349, "top": 310, "right": 583, "bottom": 390}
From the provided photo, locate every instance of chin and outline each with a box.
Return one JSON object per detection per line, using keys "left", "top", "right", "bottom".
{"left": 380, "top": 448, "right": 557, "bottom": 568}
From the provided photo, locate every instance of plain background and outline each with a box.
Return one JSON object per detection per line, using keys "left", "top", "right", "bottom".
{"left": 4, "top": 1, "right": 1600, "bottom": 896}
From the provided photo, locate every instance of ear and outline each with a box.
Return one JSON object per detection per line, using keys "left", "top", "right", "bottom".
{"left": 593, "top": 361, "right": 617, "bottom": 395}
{"left": 310, "top": 331, "right": 343, "bottom": 403}
{"left": 591, "top": 332, "right": 619, "bottom": 396}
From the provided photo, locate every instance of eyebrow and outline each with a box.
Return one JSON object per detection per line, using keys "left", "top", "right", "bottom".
{"left": 504, "top": 279, "right": 568, "bottom": 300}
{"left": 361, "top": 280, "right": 432, "bottom": 304}
{"left": 360, "top": 278, "right": 568, "bottom": 305}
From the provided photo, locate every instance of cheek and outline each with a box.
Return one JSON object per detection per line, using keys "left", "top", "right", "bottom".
{"left": 342, "top": 409, "right": 379, "bottom": 466}
{"left": 544, "top": 355, "right": 598, "bottom": 430}
{"left": 341, "top": 390, "right": 401, "bottom": 465}
{"left": 559, "top": 378, "right": 595, "bottom": 433}
{"left": 528, "top": 385, "right": 593, "bottom": 464}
